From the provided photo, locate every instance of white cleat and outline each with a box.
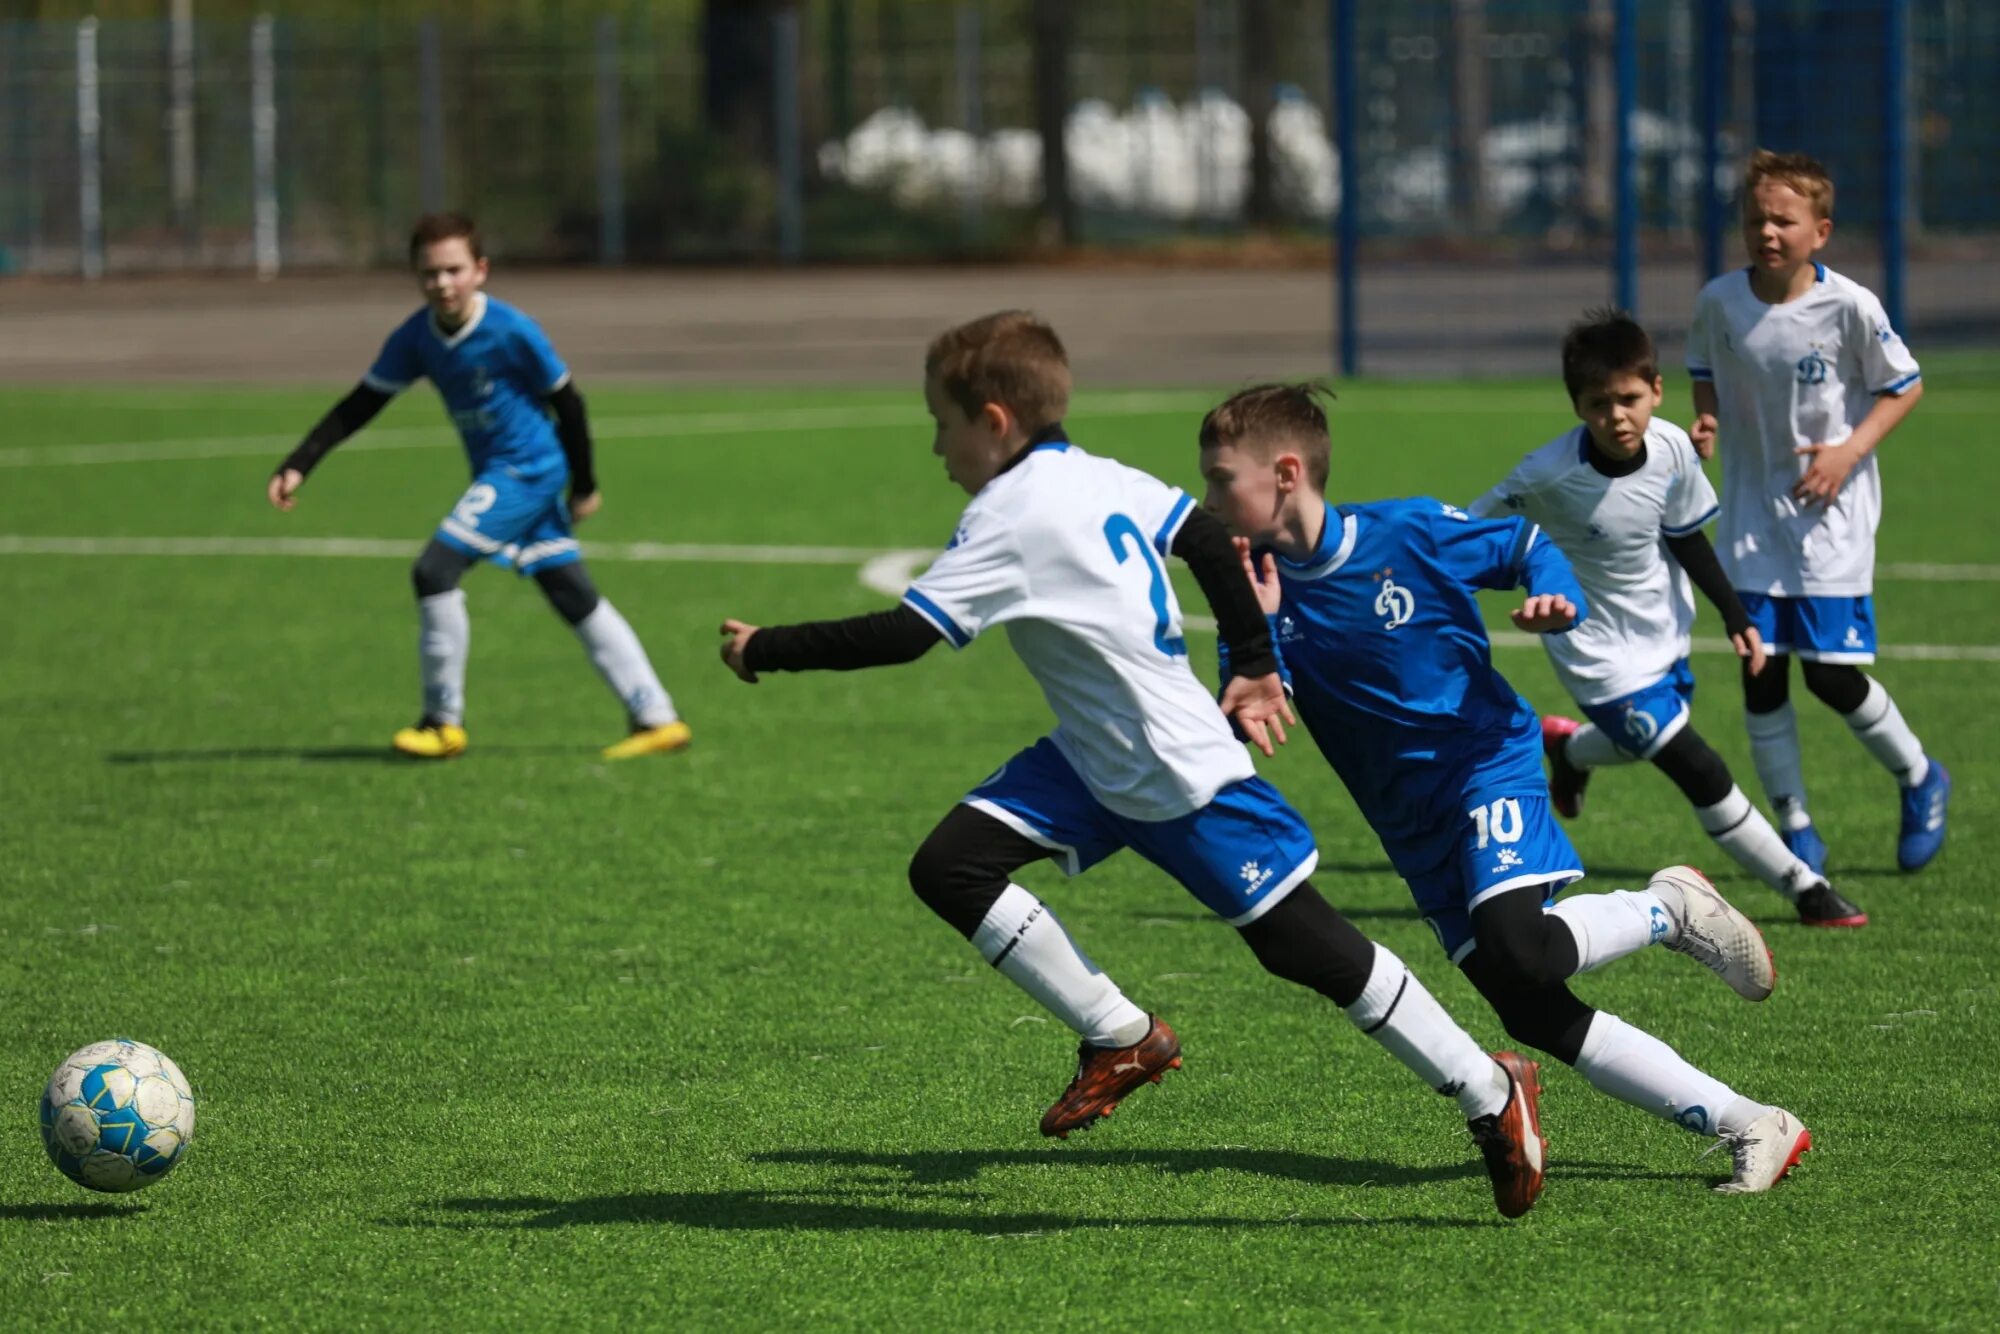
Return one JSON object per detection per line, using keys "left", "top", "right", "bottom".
{"left": 1649, "top": 865, "right": 1776, "bottom": 1002}
{"left": 1712, "top": 1107, "right": 1812, "bottom": 1193}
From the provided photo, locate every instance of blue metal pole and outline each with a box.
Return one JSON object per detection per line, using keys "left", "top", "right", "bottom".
{"left": 1332, "top": 0, "right": 1358, "bottom": 377}
{"left": 1699, "top": 0, "right": 1726, "bottom": 283}
{"left": 1881, "top": 0, "right": 1909, "bottom": 334}
{"left": 1613, "top": 0, "right": 1637, "bottom": 313}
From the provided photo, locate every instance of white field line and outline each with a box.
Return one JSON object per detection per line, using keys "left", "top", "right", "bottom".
{"left": 0, "top": 393, "right": 1214, "bottom": 469}
{"left": 4, "top": 533, "right": 1996, "bottom": 663}
{"left": 851, "top": 549, "right": 2000, "bottom": 662}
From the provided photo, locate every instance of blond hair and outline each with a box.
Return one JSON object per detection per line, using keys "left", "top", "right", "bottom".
{"left": 1744, "top": 148, "right": 1835, "bottom": 220}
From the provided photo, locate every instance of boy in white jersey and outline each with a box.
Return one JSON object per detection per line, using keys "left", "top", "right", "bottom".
{"left": 267, "top": 213, "right": 687, "bottom": 762}
{"left": 1687, "top": 151, "right": 1948, "bottom": 873}
{"left": 1476, "top": 310, "right": 1865, "bottom": 928}
{"left": 720, "top": 312, "right": 1549, "bottom": 1218}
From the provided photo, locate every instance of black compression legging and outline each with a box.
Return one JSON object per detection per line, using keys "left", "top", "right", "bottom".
{"left": 1742, "top": 654, "right": 1871, "bottom": 715}
{"left": 908, "top": 802, "right": 1376, "bottom": 1006}
{"left": 1459, "top": 884, "right": 1596, "bottom": 1066}
{"left": 408, "top": 538, "right": 602, "bottom": 626}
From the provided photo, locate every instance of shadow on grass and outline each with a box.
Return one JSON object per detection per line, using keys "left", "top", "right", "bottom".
{"left": 0, "top": 1202, "right": 144, "bottom": 1221}
{"left": 105, "top": 744, "right": 597, "bottom": 765}
{"left": 398, "top": 1188, "right": 1498, "bottom": 1233}
{"left": 750, "top": 1145, "right": 1476, "bottom": 1187}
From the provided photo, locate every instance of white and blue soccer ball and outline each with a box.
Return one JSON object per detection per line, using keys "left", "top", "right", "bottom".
{"left": 39, "top": 1039, "right": 195, "bottom": 1193}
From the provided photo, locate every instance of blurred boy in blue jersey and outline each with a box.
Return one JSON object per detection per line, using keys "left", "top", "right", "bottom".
{"left": 1199, "top": 384, "right": 1809, "bottom": 1194}
{"left": 266, "top": 213, "right": 686, "bottom": 761}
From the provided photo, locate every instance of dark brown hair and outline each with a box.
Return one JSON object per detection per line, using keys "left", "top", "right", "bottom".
{"left": 924, "top": 310, "right": 1071, "bottom": 432}
{"left": 409, "top": 212, "right": 484, "bottom": 265}
{"left": 1743, "top": 148, "right": 1835, "bottom": 220}
{"left": 1198, "top": 382, "right": 1335, "bottom": 490}
{"left": 1561, "top": 308, "right": 1658, "bottom": 401}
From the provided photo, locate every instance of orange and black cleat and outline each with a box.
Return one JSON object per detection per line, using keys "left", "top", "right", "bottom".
{"left": 1468, "top": 1050, "right": 1547, "bottom": 1219}
{"left": 1039, "top": 1016, "right": 1182, "bottom": 1139}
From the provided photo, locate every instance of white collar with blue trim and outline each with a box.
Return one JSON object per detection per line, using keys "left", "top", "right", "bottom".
{"left": 1278, "top": 502, "right": 1358, "bottom": 581}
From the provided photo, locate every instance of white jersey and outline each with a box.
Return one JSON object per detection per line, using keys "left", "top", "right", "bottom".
{"left": 902, "top": 441, "right": 1254, "bottom": 822}
{"left": 1687, "top": 264, "right": 1921, "bottom": 596}
{"left": 1470, "top": 421, "right": 1717, "bottom": 705}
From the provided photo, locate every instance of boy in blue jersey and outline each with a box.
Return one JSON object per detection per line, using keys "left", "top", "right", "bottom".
{"left": 266, "top": 213, "right": 687, "bottom": 761}
{"left": 721, "top": 312, "right": 1549, "bottom": 1218}
{"left": 1200, "top": 384, "right": 1810, "bottom": 1193}
{"left": 1688, "top": 150, "right": 1946, "bottom": 874}
{"left": 1473, "top": 310, "right": 1866, "bottom": 929}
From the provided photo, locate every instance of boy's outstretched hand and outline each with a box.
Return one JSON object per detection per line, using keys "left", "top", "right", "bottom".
{"left": 1220, "top": 672, "right": 1293, "bottom": 757}
{"left": 1233, "top": 536, "right": 1283, "bottom": 616}
{"left": 1689, "top": 413, "right": 1719, "bottom": 460}
{"left": 719, "top": 619, "right": 760, "bottom": 683}
{"left": 267, "top": 468, "right": 304, "bottom": 511}
{"left": 1511, "top": 593, "right": 1578, "bottom": 633}
{"left": 1733, "top": 624, "right": 1769, "bottom": 676}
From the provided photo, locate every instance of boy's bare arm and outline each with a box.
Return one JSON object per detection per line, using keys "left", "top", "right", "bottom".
{"left": 1689, "top": 381, "right": 1721, "bottom": 459}
{"left": 1794, "top": 381, "right": 1924, "bottom": 506}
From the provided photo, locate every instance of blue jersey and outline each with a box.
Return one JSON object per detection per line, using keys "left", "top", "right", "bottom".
{"left": 365, "top": 293, "right": 571, "bottom": 477}
{"left": 1219, "top": 498, "right": 1589, "bottom": 867}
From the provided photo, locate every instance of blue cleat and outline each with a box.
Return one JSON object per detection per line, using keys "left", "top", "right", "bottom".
{"left": 1897, "top": 761, "right": 1950, "bottom": 872}
{"left": 1781, "top": 822, "right": 1828, "bottom": 877}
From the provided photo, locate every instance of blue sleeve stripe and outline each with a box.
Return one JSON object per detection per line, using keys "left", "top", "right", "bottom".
{"left": 1661, "top": 505, "right": 1720, "bottom": 537}
{"left": 363, "top": 372, "right": 410, "bottom": 394}
{"left": 902, "top": 588, "right": 972, "bottom": 649}
{"left": 1882, "top": 371, "right": 1921, "bottom": 394}
{"left": 1686, "top": 366, "right": 1714, "bottom": 381}
{"left": 1153, "top": 492, "right": 1195, "bottom": 556}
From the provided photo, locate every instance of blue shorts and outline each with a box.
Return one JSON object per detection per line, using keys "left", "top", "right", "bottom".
{"left": 964, "top": 737, "right": 1318, "bottom": 926}
{"left": 1581, "top": 658, "right": 1696, "bottom": 760}
{"left": 1396, "top": 793, "right": 1583, "bottom": 963}
{"left": 435, "top": 466, "right": 580, "bottom": 577}
{"left": 1739, "top": 592, "right": 1876, "bottom": 664}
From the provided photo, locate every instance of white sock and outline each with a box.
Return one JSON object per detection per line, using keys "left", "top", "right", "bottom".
{"left": 1843, "top": 677, "right": 1929, "bottom": 787}
{"left": 1547, "top": 890, "right": 1670, "bottom": 971}
{"left": 1345, "top": 944, "right": 1509, "bottom": 1120}
{"left": 1745, "top": 703, "right": 1811, "bottom": 829}
{"left": 1574, "top": 1011, "right": 1741, "bottom": 1136}
{"left": 1696, "top": 785, "right": 1814, "bottom": 899}
{"left": 417, "top": 589, "right": 469, "bottom": 725}
{"left": 1717, "top": 1094, "right": 1776, "bottom": 1137}
{"left": 574, "top": 600, "right": 677, "bottom": 728}
{"left": 971, "top": 885, "right": 1151, "bottom": 1048}
{"left": 1566, "top": 722, "right": 1638, "bottom": 769}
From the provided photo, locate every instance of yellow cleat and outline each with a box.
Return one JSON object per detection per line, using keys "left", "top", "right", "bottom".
{"left": 392, "top": 721, "right": 468, "bottom": 759}
{"left": 602, "top": 720, "right": 692, "bottom": 761}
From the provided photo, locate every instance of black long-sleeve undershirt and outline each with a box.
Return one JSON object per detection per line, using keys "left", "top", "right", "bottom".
{"left": 1171, "top": 505, "right": 1276, "bottom": 678}
{"left": 547, "top": 380, "right": 596, "bottom": 496}
{"left": 278, "top": 383, "right": 392, "bottom": 477}
{"left": 743, "top": 474, "right": 1277, "bottom": 679}
{"left": 275, "top": 379, "right": 597, "bottom": 495}
{"left": 1664, "top": 528, "right": 1751, "bottom": 636}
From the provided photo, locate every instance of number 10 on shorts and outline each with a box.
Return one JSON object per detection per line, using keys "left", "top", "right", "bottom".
{"left": 1470, "top": 798, "right": 1524, "bottom": 849}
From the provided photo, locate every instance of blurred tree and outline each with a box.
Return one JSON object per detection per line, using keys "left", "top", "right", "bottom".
{"left": 1031, "top": 0, "right": 1074, "bottom": 244}
{"left": 703, "top": 0, "right": 797, "bottom": 166}
{"left": 1242, "top": 0, "right": 1277, "bottom": 228}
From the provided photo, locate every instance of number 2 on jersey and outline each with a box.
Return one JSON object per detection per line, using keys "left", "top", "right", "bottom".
{"left": 1102, "top": 513, "right": 1185, "bottom": 657}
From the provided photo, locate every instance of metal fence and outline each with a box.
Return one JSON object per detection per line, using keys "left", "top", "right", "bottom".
{"left": 2, "top": 1, "right": 1994, "bottom": 368}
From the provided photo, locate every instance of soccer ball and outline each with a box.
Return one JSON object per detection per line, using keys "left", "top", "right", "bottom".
{"left": 39, "top": 1038, "right": 196, "bottom": 1193}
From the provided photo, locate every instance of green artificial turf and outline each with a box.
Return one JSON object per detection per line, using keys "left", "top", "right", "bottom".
{"left": 1, "top": 370, "right": 1995, "bottom": 1327}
